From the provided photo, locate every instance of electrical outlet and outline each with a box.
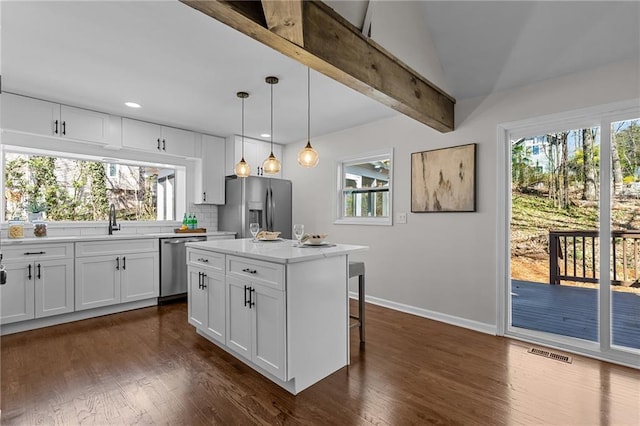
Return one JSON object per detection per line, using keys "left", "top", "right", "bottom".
{"left": 397, "top": 212, "right": 407, "bottom": 224}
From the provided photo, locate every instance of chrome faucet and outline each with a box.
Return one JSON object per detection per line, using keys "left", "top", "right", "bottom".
{"left": 108, "top": 204, "right": 120, "bottom": 235}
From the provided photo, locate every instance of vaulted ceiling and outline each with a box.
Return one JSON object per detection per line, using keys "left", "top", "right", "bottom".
{"left": 2, "top": 1, "right": 638, "bottom": 144}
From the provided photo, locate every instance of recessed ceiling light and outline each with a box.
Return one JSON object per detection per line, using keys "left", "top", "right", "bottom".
{"left": 260, "top": 133, "right": 270, "bottom": 138}
{"left": 125, "top": 102, "right": 141, "bottom": 108}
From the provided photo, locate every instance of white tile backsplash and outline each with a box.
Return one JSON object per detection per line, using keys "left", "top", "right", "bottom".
{"left": 186, "top": 203, "right": 218, "bottom": 231}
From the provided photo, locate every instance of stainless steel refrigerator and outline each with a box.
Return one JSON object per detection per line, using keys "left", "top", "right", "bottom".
{"left": 219, "top": 176, "right": 292, "bottom": 239}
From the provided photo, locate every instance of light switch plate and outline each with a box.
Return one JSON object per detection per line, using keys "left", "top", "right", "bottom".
{"left": 397, "top": 212, "right": 407, "bottom": 224}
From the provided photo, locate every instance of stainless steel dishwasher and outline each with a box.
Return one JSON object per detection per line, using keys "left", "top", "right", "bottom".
{"left": 159, "top": 236, "right": 207, "bottom": 303}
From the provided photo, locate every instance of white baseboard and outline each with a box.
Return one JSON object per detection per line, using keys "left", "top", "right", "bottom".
{"left": 350, "top": 291, "right": 497, "bottom": 336}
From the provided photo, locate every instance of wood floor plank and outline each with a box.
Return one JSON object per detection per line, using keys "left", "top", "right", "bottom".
{"left": 1, "top": 301, "right": 639, "bottom": 425}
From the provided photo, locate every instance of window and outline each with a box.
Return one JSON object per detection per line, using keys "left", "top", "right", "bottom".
{"left": 3, "top": 149, "right": 177, "bottom": 222}
{"left": 336, "top": 149, "right": 393, "bottom": 225}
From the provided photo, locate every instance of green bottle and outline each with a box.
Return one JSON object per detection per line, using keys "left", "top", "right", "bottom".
{"left": 182, "top": 213, "right": 188, "bottom": 228}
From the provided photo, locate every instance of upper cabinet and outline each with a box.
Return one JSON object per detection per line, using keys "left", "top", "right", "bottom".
{"left": 225, "top": 135, "right": 283, "bottom": 178}
{"left": 194, "top": 134, "right": 226, "bottom": 205}
{"left": 1, "top": 93, "right": 118, "bottom": 145}
{"left": 122, "top": 118, "right": 196, "bottom": 158}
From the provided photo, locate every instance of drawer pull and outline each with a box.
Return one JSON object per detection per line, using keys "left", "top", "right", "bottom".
{"left": 242, "top": 268, "right": 257, "bottom": 274}
{"left": 24, "top": 251, "right": 46, "bottom": 256}
{"left": 197, "top": 258, "right": 209, "bottom": 263}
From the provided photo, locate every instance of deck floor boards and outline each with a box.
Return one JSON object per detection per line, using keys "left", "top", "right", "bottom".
{"left": 512, "top": 280, "right": 640, "bottom": 349}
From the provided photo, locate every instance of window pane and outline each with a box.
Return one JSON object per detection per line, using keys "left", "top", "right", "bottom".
{"left": 4, "top": 152, "right": 175, "bottom": 222}
{"left": 610, "top": 118, "right": 640, "bottom": 350}
{"left": 510, "top": 127, "right": 601, "bottom": 343}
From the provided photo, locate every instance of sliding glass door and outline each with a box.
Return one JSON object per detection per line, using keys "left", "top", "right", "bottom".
{"left": 503, "top": 102, "right": 640, "bottom": 364}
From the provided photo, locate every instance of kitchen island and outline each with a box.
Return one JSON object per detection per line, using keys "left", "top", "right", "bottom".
{"left": 185, "top": 238, "right": 368, "bottom": 394}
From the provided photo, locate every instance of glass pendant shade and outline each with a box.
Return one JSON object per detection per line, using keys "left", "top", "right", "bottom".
{"left": 297, "top": 141, "right": 319, "bottom": 167}
{"left": 262, "top": 152, "right": 281, "bottom": 174}
{"left": 235, "top": 91, "right": 250, "bottom": 178}
{"left": 263, "top": 76, "right": 281, "bottom": 175}
{"left": 234, "top": 157, "right": 251, "bottom": 177}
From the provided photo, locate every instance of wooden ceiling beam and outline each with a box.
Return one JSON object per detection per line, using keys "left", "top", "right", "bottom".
{"left": 181, "top": 0, "right": 455, "bottom": 133}
{"left": 261, "top": 0, "right": 304, "bottom": 47}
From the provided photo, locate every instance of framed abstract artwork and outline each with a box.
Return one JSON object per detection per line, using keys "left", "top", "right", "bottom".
{"left": 411, "top": 143, "right": 476, "bottom": 212}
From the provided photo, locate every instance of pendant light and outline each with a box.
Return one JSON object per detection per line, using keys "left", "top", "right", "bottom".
{"left": 262, "top": 76, "right": 281, "bottom": 174}
{"left": 234, "top": 91, "right": 251, "bottom": 178}
{"left": 297, "top": 67, "right": 319, "bottom": 168}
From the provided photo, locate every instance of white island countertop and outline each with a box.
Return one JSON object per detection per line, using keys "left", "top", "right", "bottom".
{"left": 186, "top": 238, "right": 368, "bottom": 264}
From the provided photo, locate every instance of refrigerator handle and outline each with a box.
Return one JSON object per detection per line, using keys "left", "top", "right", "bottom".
{"left": 265, "top": 187, "right": 270, "bottom": 231}
{"left": 270, "top": 188, "right": 275, "bottom": 230}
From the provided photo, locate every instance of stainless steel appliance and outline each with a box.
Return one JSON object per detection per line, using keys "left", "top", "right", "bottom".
{"left": 219, "top": 176, "right": 292, "bottom": 239}
{"left": 159, "top": 235, "right": 206, "bottom": 303}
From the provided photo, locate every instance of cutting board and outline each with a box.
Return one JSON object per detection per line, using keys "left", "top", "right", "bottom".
{"left": 174, "top": 228, "right": 207, "bottom": 233}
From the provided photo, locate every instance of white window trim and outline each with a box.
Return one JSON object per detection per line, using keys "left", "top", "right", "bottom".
{"left": 335, "top": 148, "right": 393, "bottom": 226}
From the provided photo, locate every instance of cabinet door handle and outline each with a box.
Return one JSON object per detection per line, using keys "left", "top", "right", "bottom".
{"left": 116, "top": 257, "right": 120, "bottom": 270}
{"left": 28, "top": 264, "right": 32, "bottom": 280}
{"left": 62, "top": 121, "right": 66, "bottom": 135}
{"left": 122, "top": 256, "right": 126, "bottom": 270}
{"left": 162, "top": 139, "right": 166, "bottom": 151}
{"left": 37, "top": 264, "right": 41, "bottom": 279}
{"left": 24, "top": 251, "right": 45, "bottom": 256}
{"left": 197, "top": 258, "right": 209, "bottom": 263}
{"left": 244, "top": 285, "right": 249, "bottom": 307}
{"left": 54, "top": 120, "right": 59, "bottom": 135}
{"left": 242, "top": 268, "right": 257, "bottom": 274}
{"left": 201, "top": 273, "right": 207, "bottom": 289}
{"left": 203, "top": 192, "right": 206, "bottom": 202}
{"left": 157, "top": 138, "right": 161, "bottom": 150}
{"left": 198, "top": 272, "right": 202, "bottom": 289}
{"left": 249, "top": 287, "right": 255, "bottom": 308}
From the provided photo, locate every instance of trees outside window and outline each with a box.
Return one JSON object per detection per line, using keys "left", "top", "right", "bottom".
{"left": 3, "top": 152, "right": 175, "bottom": 222}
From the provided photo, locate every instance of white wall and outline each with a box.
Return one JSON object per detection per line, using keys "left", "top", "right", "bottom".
{"left": 283, "top": 59, "right": 640, "bottom": 332}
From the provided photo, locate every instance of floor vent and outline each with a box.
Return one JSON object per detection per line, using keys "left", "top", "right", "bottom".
{"left": 528, "top": 347, "right": 572, "bottom": 363}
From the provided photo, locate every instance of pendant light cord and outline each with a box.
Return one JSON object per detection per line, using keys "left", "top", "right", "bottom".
{"left": 307, "top": 67, "right": 310, "bottom": 142}
{"left": 270, "top": 80, "right": 274, "bottom": 154}
{"left": 241, "top": 95, "right": 245, "bottom": 159}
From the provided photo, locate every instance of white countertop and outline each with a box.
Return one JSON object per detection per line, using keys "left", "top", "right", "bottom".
{"left": 186, "top": 238, "right": 368, "bottom": 264}
{"left": 1, "top": 231, "right": 236, "bottom": 245}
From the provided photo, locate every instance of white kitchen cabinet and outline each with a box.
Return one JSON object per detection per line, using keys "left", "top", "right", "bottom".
{"left": 0, "top": 243, "right": 74, "bottom": 324}
{"left": 122, "top": 118, "right": 196, "bottom": 157}
{"left": 75, "top": 239, "right": 159, "bottom": 311}
{"left": 225, "top": 135, "right": 283, "bottom": 177}
{"left": 194, "top": 134, "right": 226, "bottom": 204}
{"left": 187, "top": 249, "right": 226, "bottom": 344}
{"left": 0, "top": 261, "right": 35, "bottom": 324}
{"left": 225, "top": 275, "right": 286, "bottom": 380}
{"left": 120, "top": 252, "right": 159, "bottom": 302}
{"left": 75, "top": 255, "right": 121, "bottom": 310}
{"left": 1, "top": 92, "right": 115, "bottom": 145}
{"left": 188, "top": 266, "right": 226, "bottom": 344}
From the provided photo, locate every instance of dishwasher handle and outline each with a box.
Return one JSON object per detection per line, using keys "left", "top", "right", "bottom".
{"left": 163, "top": 238, "right": 206, "bottom": 244}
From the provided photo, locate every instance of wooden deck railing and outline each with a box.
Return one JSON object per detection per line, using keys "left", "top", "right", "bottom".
{"left": 549, "top": 230, "right": 640, "bottom": 286}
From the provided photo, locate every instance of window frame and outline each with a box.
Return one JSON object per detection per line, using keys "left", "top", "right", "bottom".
{"left": 335, "top": 148, "right": 393, "bottom": 226}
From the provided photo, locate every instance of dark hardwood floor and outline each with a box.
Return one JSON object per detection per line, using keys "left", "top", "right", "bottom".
{"left": 1, "top": 301, "right": 638, "bottom": 425}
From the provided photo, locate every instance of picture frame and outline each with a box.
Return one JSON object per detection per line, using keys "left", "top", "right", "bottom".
{"left": 411, "top": 143, "right": 476, "bottom": 212}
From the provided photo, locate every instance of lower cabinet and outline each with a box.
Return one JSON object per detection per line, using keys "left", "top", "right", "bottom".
{"left": 226, "top": 276, "right": 286, "bottom": 380}
{"left": 75, "top": 240, "right": 159, "bottom": 311}
{"left": 0, "top": 244, "right": 74, "bottom": 325}
{"left": 188, "top": 266, "right": 226, "bottom": 344}
{"left": 187, "top": 250, "right": 287, "bottom": 381}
